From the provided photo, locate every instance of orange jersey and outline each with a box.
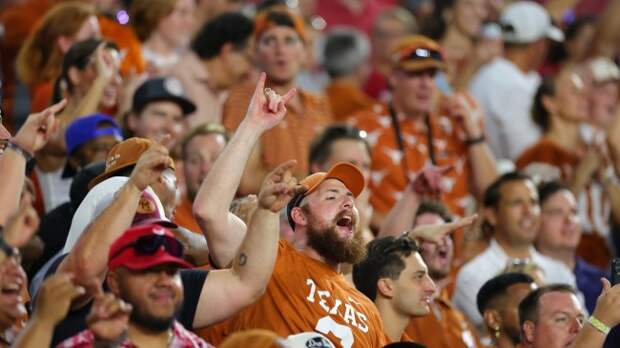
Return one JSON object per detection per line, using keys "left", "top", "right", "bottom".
{"left": 199, "top": 240, "right": 389, "bottom": 348}
{"left": 405, "top": 287, "right": 481, "bottom": 348}
{"left": 326, "top": 80, "right": 377, "bottom": 122}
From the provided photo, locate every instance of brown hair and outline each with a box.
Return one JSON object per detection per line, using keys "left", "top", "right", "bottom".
{"left": 130, "top": 0, "right": 177, "bottom": 42}
{"left": 16, "top": 1, "right": 95, "bottom": 85}
{"left": 180, "top": 123, "right": 228, "bottom": 159}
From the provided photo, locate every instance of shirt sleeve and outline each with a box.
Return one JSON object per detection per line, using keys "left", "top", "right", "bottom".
{"left": 453, "top": 266, "right": 484, "bottom": 327}
{"left": 179, "top": 269, "right": 209, "bottom": 328}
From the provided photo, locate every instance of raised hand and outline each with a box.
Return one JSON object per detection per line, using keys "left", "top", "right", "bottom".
{"left": 87, "top": 289, "right": 132, "bottom": 343}
{"left": 258, "top": 160, "right": 304, "bottom": 213}
{"left": 4, "top": 202, "right": 40, "bottom": 248}
{"left": 242, "top": 72, "right": 297, "bottom": 132}
{"left": 127, "top": 140, "right": 174, "bottom": 191}
{"left": 33, "top": 273, "right": 85, "bottom": 326}
{"left": 11, "top": 99, "right": 67, "bottom": 155}
{"left": 407, "top": 214, "right": 478, "bottom": 243}
{"left": 230, "top": 194, "right": 259, "bottom": 225}
{"left": 592, "top": 278, "right": 620, "bottom": 327}
{"left": 94, "top": 43, "right": 118, "bottom": 82}
{"left": 411, "top": 165, "right": 452, "bottom": 196}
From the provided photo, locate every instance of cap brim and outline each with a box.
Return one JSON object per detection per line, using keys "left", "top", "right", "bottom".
{"left": 398, "top": 60, "right": 446, "bottom": 72}
{"left": 111, "top": 253, "right": 193, "bottom": 271}
{"left": 168, "top": 96, "right": 197, "bottom": 115}
{"left": 546, "top": 26, "right": 564, "bottom": 42}
{"left": 306, "top": 162, "right": 366, "bottom": 198}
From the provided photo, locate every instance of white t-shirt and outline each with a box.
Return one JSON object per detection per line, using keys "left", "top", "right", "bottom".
{"left": 62, "top": 176, "right": 163, "bottom": 253}
{"left": 453, "top": 239, "right": 579, "bottom": 327}
{"left": 35, "top": 166, "right": 72, "bottom": 213}
{"left": 470, "top": 58, "right": 542, "bottom": 160}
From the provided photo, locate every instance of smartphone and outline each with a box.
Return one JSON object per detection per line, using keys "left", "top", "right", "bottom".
{"left": 611, "top": 258, "right": 620, "bottom": 285}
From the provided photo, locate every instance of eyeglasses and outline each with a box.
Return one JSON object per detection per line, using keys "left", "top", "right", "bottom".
{"left": 110, "top": 234, "right": 184, "bottom": 260}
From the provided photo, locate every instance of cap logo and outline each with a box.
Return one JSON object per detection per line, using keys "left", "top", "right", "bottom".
{"left": 137, "top": 196, "right": 156, "bottom": 214}
{"left": 164, "top": 78, "right": 184, "bottom": 96}
{"left": 106, "top": 153, "right": 120, "bottom": 169}
{"left": 305, "top": 337, "right": 332, "bottom": 347}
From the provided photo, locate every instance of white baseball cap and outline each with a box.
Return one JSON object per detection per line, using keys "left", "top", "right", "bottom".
{"left": 285, "top": 332, "right": 336, "bottom": 348}
{"left": 500, "top": 1, "right": 564, "bottom": 44}
{"left": 590, "top": 57, "right": 620, "bottom": 83}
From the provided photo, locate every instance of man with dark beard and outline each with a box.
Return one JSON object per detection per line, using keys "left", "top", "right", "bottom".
{"left": 194, "top": 75, "right": 387, "bottom": 347}
{"left": 57, "top": 224, "right": 212, "bottom": 347}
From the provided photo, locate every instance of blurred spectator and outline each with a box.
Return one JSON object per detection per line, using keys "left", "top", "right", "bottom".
{"left": 365, "top": 6, "right": 418, "bottom": 101}
{"left": 470, "top": 1, "right": 564, "bottom": 161}
{"left": 587, "top": 57, "right": 620, "bottom": 130}
{"left": 129, "top": 0, "right": 196, "bottom": 73}
{"left": 222, "top": 8, "right": 332, "bottom": 194}
{"left": 518, "top": 284, "right": 584, "bottom": 348}
{"left": 323, "top": 27, "right": 376, "bottom": 121}
{"left": 0, "top": 112, "right": 11, "bottom": 154}
{"left": 172, "top": 12, "right": 254, "bottom": 127}
{"left": 516, "top": 68, "right": 620, "bottom": 268}
{"left": 195, "top": 0, "right": 246, "bottom": 29}
{"left": 353, "top": 236, "right": 436, "bottom": 342}
{"left": 16, "top": 2, "right": 100, "bottom": 115}
{"left": 174, "top": 123, "right": 228, "bottom": 232}
{"left": 535, "top": 181, "right": 606, "bottom": 314}
{"left": 309, "top": 125, "right": 374, "bottom": 245}
{"left": 30, "top": 161, "right": 104, "bottom": 279}
{"left": 125, "top": 77, "right": 196, "bottom": 151}
{"left": 544, "top": 17, "right": 596, "bottom": 76}
{"left": 30, "top": 39, "right": 121, "bottom": 214}
{"left": 424, "top": 0, "right": 492, "bottom": 90}
{"left": 351, "top": 35, "right": 496, "bottom": 233}
{"left": 476, "top": 273, "right": 537, "bottom": 348}
{"left": 316, "top": 0, "right": 389, "bottom": 35}
{"left": 405, "top": 202, "right": 481, "bottom": 348}
{"left": 453, "top": 172, "right": 577, "bottom": 327}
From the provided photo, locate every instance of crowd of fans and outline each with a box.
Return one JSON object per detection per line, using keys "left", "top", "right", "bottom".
{"left": 1, "top": 0, "right": 620, "bottom": 347}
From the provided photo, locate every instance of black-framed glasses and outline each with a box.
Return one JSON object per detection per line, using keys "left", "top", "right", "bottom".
{"left": 110, "top": 234, "right": 184, "bottom": 260}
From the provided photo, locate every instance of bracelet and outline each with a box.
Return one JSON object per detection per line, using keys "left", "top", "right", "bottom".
{"left": 5, "top": 141, "right": 33, "bottom": 162}
{"left": 464, "top": 135, "right": 485, "bottom": 147}
{"left": 588, "top": 316, "right": 610, "bottom": 335}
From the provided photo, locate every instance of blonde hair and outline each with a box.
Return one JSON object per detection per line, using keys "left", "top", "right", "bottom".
{"left": 130, "top": 0, "right": 177, "bottom": 42}
{"left": 16, "top": 1, "right": 95, "bottom": 85}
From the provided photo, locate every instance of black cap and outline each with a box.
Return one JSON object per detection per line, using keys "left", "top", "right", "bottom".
{"left": 132, "top": 77, "right": 196, "bottom": 116}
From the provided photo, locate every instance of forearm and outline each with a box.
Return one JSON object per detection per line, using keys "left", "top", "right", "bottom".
{"left": 232, "top": 208, "right": 279, "bottom": 297}
{"left": 60, "top": 183, "right": 141, "bottom": 283}
{"left": 12, "top": 318, "right": 55, "bottom": 348}
{"left": 378, "top": 189, "right": 420, "bottom": 238}
{"left": 467, "top": 143, "right": 498, "bottom": 198}
{"left": 0, "top": 150, "right": 26, "bottom": 225}
{"left": 603, "top": 180, "right": 620, "bottom": 224}
{"left": 193, "top": 122, "right": 262, "bottom": 266}
{"left": 69, "top": 77, "right": 109, "bottom": 121}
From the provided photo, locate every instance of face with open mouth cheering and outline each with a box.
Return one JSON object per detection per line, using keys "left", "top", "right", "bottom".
{"left": 0, "top": 252, "right": 27, "bottom": 329}
{"left": 299, "top": 179, "right": 366, "bottom": 265}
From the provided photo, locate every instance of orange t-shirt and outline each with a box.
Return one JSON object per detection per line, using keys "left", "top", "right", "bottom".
{"left": 173, "top": 197, "right": 202, "bottom": 234}
{"left": 516, "top": 138, "right": 612, "bottom": 268}
{"left": 326, "top": 80, "right": 377, "bottom": 122}
{"left": 198, "top": 240, "right": 389, "bottom": 348}
{"left": 222, "top": 83, "right": 332, "bottom": 178}
{"left": 405, "top": 287, "right": 481, "bottom": 348}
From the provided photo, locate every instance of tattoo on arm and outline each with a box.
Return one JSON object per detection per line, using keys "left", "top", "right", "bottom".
{"left": 238, "top": 253, "right": 247, "bottom": 266}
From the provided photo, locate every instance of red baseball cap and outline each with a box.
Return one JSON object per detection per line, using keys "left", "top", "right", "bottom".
{"left": 108, "top": 224, "right": 192, "bottom": 271}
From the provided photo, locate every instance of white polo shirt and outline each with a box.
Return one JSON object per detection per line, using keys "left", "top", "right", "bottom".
{"left": 453, "top": 238, "right": 578, "bottom": 327}
{"left": 470, "top": 58, "right": 542, "bottom": 160}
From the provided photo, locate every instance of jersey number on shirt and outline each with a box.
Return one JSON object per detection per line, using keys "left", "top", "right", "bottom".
{"left": 306, "top": 278, "right": 370, "bottom": 348}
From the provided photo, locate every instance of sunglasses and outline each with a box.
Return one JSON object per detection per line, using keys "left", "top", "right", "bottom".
{"left": 110, "top": 234, "right": 184, "bottom": 260}
{"left": 397, "top": 47, "right": 443, "bottom": 63}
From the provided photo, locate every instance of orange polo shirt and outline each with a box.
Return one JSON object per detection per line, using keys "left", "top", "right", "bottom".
{"left": 405, "top": 287, "right": 481, "bottom": 348}
{"left": 326, "top": 80, "right": 377, "bottom": 122}
{"left": 173, "top": 197, "right": 202, "bottom": 234}
{"left": 222, "top": 82, "right": 332, "bottom": 179}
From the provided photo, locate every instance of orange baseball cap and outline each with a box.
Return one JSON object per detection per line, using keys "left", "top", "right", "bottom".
{"left": 88, "top": 137, "right": 174, "bottom": 189}
{"left": 391, "top": 35, "right": 446, "bottom": 72}
{"left": 254, "top": 8, "right": 307, "bottom": 43}
{"left": 286, "top": 162, "right": 366, "bottom": 228}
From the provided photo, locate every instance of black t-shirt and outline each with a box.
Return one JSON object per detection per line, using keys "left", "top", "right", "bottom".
{"left": 43, "top": 254, "right": 209, "bottom": 346}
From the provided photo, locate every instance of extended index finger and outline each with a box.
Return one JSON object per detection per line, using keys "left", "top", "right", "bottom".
{"left": 253, "top": 72, "right": 267, "bottom": 99}
{"left": 270, "top": 160, "right": 297, "bottom": 178}
{"left": 445, "top": 214, "right": 478, "bottom": 232}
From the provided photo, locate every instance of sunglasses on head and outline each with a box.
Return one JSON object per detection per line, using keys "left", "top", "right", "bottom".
{"left": 398, "top": 46, "right": 443, "bottom": 63}
{"left": 110, "top": 234, "right": 184, "bottom": 260}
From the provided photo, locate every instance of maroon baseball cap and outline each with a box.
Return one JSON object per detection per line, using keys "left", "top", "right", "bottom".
{"left": 132, "top": 191, "right": 177, "bottom": 228}
{"left": 108, "top": 224, "right": 192, "bottom": 271}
